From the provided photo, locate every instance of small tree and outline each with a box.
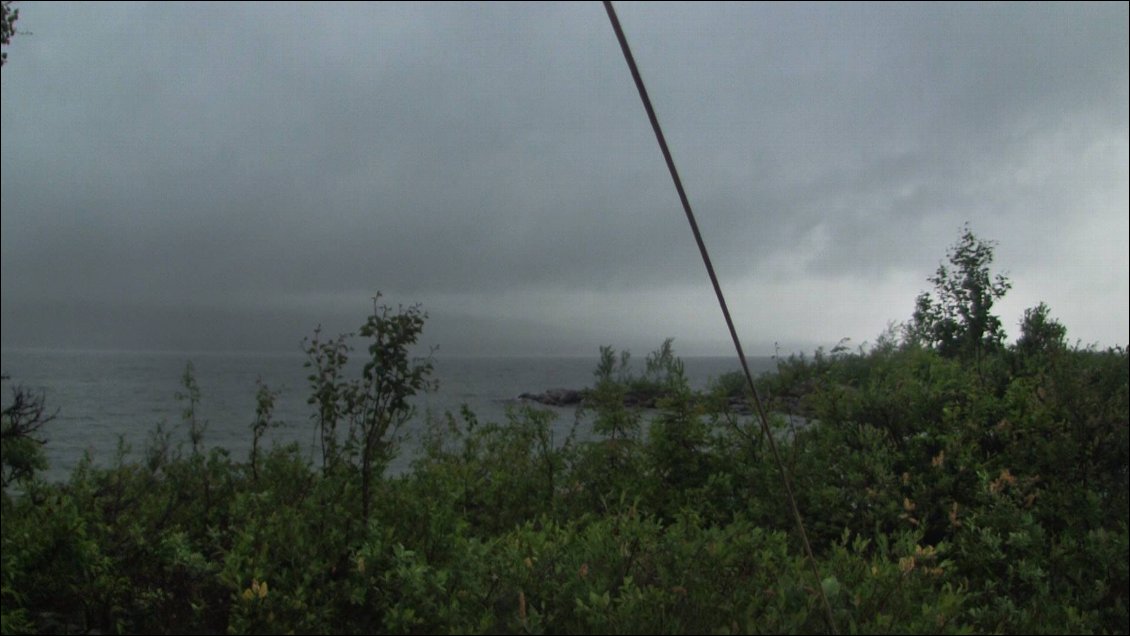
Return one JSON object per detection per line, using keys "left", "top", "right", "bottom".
{"left": 1016, "top": 302, "right": 1067, "bottom": 358}
{"left": 354, "top": 295, "right": 435, "bottom": 523}
{"left": 0, "top": 382, "right": 54, "bottom": 493}
{"left": 303, "top": 327, "right": 355, "bottom": 474}
{"left": 249, "top": 378, "right": 281, "bottom": 482}
{"left": 589, "top": 345, "right": 640, "bottom": 442}
{"left": 908, "top": 226, "right": 1011, "bottom": 361}
{"left": 302, "top": 294, "right": 435, "bottom": 524}
{"left": 176, "top": 361, "right": 207, "bottom": 456}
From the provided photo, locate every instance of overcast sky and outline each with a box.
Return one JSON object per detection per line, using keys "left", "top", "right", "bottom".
{"left": 2, "top": 1, "right": 1127, "bottom": 356}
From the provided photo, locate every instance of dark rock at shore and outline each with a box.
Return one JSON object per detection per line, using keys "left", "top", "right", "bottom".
{"left": 520, "top": 386, "right": 711, "bottom": 411}
{"left": 518, "top": 388, "right": 584, "bottom": 407}
{"left": 518, "top": 387, "right": 666, "bottom": 409}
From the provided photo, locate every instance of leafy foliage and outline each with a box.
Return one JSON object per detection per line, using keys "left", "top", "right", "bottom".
{"left": 1, "top": 262, "right": 1127, "bottom": 633}
{"left": 1016, "top": 302, "right": 1067, "bottom": 359}
{"left": 300, "top": 294, "right": 435, "bottom": 524}
{"left": 909, "top": 226, "right": 1012, "bottom": 360}
{"left": 0, "top": 1, "right": 17, "bottom": 67}
{"left": 0, "top": 383, "right": 53, "bottom": 493}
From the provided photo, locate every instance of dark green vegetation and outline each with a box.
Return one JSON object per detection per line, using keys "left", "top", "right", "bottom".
{"left": 0, "top": 1, "right": 17, "bottom": 68}
{"left": 2, "top": 233, "right": 1127, "bottom": 634}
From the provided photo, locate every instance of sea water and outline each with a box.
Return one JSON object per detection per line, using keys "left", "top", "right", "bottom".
{"left": 0, "top": 349, "right": 775, "bottom": 482}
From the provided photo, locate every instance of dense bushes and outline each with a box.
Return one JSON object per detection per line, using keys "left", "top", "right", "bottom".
{"left": 4, "top": 340, "right": 1124, "bottom": 633}
{"left": 2, "top": 235, "right": 1128, "bottom": 633}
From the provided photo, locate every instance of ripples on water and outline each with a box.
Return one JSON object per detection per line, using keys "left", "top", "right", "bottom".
{"left": 1, "top": 349, "right": 774, "bottom": 482}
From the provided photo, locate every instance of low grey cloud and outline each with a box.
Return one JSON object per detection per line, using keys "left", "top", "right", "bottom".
{"left": 3, "top": 2, "right": 1126, "bottom": 356}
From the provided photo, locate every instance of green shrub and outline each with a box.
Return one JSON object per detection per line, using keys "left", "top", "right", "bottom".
{"left": 1, "top": 279, "right": 1125, "bottom": 633}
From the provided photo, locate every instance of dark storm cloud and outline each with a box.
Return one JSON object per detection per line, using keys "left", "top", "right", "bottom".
{"left": 2, "top": 2, "right": 1127, "bottom": 354}
{"left": 618, "top": 2, "right": 1128, "bottom": 276}
{"left": 4, "top": 3, "right": 687, "bottom": 292}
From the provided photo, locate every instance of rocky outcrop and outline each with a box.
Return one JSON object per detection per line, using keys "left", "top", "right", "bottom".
{"left": 518, "top": 388, "right": 584, "bottom": 407}
{"left": 519, "top": 386, "right": 696, "bottom": 410}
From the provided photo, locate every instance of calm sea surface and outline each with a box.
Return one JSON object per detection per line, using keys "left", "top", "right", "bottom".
{"left": 0, "top": 349, "right": 775, "bottom": 481}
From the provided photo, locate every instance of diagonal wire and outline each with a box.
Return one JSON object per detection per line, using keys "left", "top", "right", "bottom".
{"left": 602, "top": 2, "right": 838, "bottom": 633}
